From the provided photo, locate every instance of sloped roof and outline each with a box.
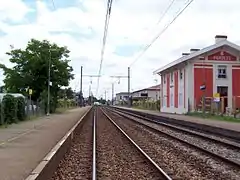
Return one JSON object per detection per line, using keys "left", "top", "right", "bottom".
{"left": 132, "top": 84, "right": 161, "bottom": 93}
{"left": 116, "top": 92, "right": 129, "bottom": 95}
{"left": 153, "top": 40, "right": 240, "bottom": 75}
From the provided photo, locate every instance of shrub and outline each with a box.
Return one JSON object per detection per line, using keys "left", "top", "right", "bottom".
{"left": 2, "top": 94, "right": 17, "bottom": 124}
{"left": 16, "top": 96, "right": 26, "bottom": 121}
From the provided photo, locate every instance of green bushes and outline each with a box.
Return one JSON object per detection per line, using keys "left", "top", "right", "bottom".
{"left": 0, "top": 94, "right": 26, "bottom": 125}
{"left": 16, "top": 97, "right": 26, "bottom": 121}
{"left": 57, "top": 99, "right": 76, "bottom": 109}
{"left": 132, "top": 99, "right": 160, "bottom": 111}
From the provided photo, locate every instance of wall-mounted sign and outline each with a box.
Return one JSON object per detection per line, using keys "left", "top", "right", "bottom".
{"left": 208, "top": 51, "right": 237, "bottom": 61}
{"left": 200, "top": 84, "right": 206, "bottom": 90}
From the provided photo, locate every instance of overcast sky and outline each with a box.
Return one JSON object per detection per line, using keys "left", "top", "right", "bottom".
{"left": 1, "top": 0, "right": 240, "bottom": 99}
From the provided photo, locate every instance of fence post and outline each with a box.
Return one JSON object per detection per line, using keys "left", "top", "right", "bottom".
{"left": 221, "top": 97, "right": 224, "bottom": 115}
{"left": 232, "top": 96, "right": 236, "bottom": 117}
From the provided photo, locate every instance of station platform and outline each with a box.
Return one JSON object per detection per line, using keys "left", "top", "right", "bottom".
{"left": 0, "top": 106, "right": 91, "bottom": 180}
{"left": 114, "top": 106, "right": 240, "bottom": 132}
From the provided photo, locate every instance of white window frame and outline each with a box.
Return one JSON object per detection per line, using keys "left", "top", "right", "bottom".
{"left": 217, "top": 65, "right": 227, "bottom": 79}
{"left": 180, "top": 69, "right": 183, "bottom": 80}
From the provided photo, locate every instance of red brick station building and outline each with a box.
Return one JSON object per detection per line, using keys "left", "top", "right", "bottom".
{"left": 154, "top": 35, "right": 240, "bottom": 114}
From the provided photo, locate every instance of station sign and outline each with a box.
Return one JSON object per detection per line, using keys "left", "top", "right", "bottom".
{"left": 213, "top": 93, "right": 220, "bottom": 102}
{"left": 208, "top": 51, "right": 237, "bottom": 61}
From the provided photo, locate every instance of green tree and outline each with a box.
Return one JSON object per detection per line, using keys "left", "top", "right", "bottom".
{"left": 0, "top": 39, "right": 74, "bottom": 113}
{"left": 58, "top": 87, "right": 74, "bottom": 99}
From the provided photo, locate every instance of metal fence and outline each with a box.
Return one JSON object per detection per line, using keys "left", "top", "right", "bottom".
{"left": 25, "top": 99, "right": 45, "bottom": 118}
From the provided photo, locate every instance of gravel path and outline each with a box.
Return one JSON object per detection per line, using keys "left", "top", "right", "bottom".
{"left": 96, "top": 108, "right": 163, "bottom": 180}
{"left": 51, "top": 112, "right": 93, "bottom": 180}
{"left": 106, "top": 109, "right": 240, "bottom": 180}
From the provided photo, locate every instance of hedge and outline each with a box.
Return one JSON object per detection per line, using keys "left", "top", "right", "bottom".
{"left": 2, "top": 94, "right": 18, "bottom": 124}
{"left": 0, "top": 94, "right": 76, "bottom": 126}
{"left": 0, "top": 94, "right": 26, "bottom": 125}
{"left": 132, "top": 99, "right": 160, "bottom": 111}
{"left": 16, "top": 96, "right": 26, "bottom": 121}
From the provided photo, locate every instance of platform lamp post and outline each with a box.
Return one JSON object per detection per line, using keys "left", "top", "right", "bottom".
{"left": 47, "top": 48, "right": 58, "bottom": 116}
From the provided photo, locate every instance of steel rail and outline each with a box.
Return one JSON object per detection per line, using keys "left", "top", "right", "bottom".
{"left": 92, "top": 108, "right": 97, "bottom": 180}
{"left": 100, "top": 108, "right": 172, "bottom": 180}
{"left": 108, "top": 108, "right": 240, "bottom": 168}
{"left": 111, "top": 108, "right": 240, "bottom": 149}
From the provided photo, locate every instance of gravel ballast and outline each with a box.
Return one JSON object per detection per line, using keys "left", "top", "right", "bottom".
{"left": 50, "top": 112, "right": 93, "bottom": 180}
{"left": 106, "top": 109, "right": 240, "bottom": 180}
{"left": 96, "top": 108, "right": 163, "bottom": 179}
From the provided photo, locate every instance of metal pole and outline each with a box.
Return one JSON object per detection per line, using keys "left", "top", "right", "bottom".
{"left": 112, "top": 83, "right": 114, "bottom": 105}
{"left": 128, "top": 67, "right": 130, "bottom": 107}
{"left": 80, "top": 66, "right": 83, "bottom": 107}
{"left": 105, "top": 90, "right": 107, "bottom": 101}
{"left": 47, "top": 50, "right": 51, "bottom": 116}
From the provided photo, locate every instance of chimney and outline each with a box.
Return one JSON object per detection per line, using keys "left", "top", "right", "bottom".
{"left": 182, "top": 53, "right": 190, "bottom": 56}
{"left": 190, "top": 48, "right": 200, "bottom": 53}
{"left": 215, "top": 35, "right": 227, "bottom": 43}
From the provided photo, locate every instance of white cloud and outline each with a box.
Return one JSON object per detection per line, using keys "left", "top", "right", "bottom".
{"left": 1, "top": 0, "right": 240, "bottom": 99}
{"left": 0, "top": 0, "right": 33, "bottom": 22}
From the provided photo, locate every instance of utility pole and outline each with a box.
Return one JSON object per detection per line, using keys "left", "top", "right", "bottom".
{"left": 112, "top": 83, "right": 114, "bottom": 105}
{"left": 79, "top": 67, "right": 100, "bottom": 106}
{"left": 79, "top": 66, "right": 83, "bottom": 107}
{"left": 89, "top": 84, "right": 92, "bottom": 105}
{"left": 128, "top": 67, "right": 131, "bottom": 107}
{"left": 47, "top": 50, "right": 51, "bottom": 116}
{"left": 110, "top": 67, "right": 130, "bottom": 106}
{"left": 105, "top": 90, "right": 107, "bottom": 101}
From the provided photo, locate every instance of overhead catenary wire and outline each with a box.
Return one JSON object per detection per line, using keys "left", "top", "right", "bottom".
{"left": 96, "top": 0, "right": 113, "bottom": 97}
{"left": 129, "top": 0, "right": 195, "bottom": 67}
{"left": 50, "top": 0, "right": 56, "bottom": 10}
{"left": 156, "top": 0, "right": 177, "bottom": 25}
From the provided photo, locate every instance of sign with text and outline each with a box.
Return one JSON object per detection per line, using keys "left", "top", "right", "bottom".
{"left": 213, "top": 93, "right": 220, "bottom": 102}
{"left": 208, "top": 51, "right": 237, "bottom": 61}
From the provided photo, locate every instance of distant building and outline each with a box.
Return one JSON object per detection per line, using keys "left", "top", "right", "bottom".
{"left": 115, "top": 92, "right": 129, "bottom": 105}
{"left": 154, "top": 35, "right": 240, "bottom": 114}
{"left": 131, "top": 84, "right": 161, "bottom": 101}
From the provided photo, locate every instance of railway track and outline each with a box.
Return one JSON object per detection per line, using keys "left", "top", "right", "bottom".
{"left": 113, "top": 107, "right": 240, "bottom": 143}
{"left": 109, "top": 108, "right": 240, "bottom": 166}
{"left": 104, "top": 107, "right": 240, "bottom": 179}
{"left": 51, "top": 107, "right": 171, "bottom": 180}
{"left": 96, "top": 107, "right": 171, "bottom": 179}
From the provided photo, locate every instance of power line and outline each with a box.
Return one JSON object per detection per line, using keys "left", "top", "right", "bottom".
{"left": 156, "top": 0, "right": 177, "bottom": 25}
{"left": 127, "top": 0, "right": 177, "bottom": 68}
{"left": 50, "top": 0, "right": 56, "bottom": 10}
{"left": 130, "top": 0, "right": 194, "bottom": 67}
{"left": 96, "top": 0, "right": 113, "bottom": 96}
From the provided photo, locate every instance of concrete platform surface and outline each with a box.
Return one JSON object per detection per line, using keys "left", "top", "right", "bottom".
{"left": 0, "top": 106, "right": 91, "bottom": 180}
{"left": 116, "top": 106, "right": 240, "bottom": 132}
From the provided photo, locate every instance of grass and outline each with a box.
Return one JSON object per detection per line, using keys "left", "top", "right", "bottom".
{"left": 186, "top": 111, "right": 240, "bottom": 123}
